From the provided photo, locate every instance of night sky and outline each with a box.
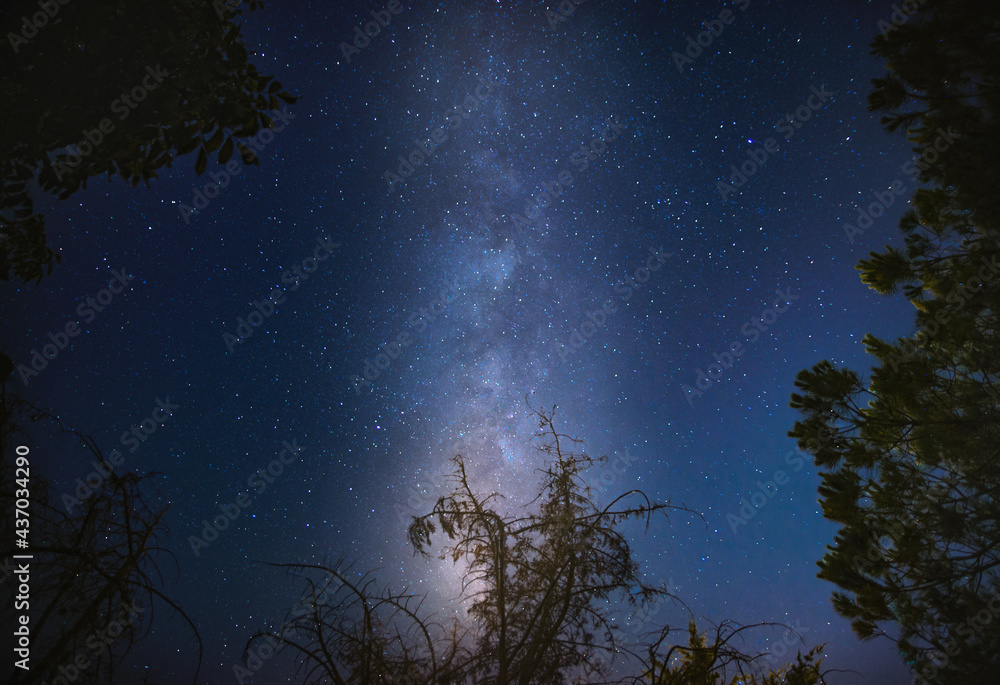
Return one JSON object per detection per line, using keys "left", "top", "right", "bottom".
{"left": 6, "top": 0, "right": 926, "bottom": 682}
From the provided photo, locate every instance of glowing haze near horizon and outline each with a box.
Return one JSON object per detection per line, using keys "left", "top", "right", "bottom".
{"left": 6, "top": 0, "right": 925, "bottom": 682}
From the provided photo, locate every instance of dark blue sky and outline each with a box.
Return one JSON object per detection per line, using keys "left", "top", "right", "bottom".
{"left": 6, "top": 0, "right": 926, "bottom": 682}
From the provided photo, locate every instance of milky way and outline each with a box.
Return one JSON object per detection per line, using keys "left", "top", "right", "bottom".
{"left": 5, "top": 0, "right": 928, "bottom": 682}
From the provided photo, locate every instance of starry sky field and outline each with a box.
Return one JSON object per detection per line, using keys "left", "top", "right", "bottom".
{"left": 5, "top": 0, "right": 928, "bottom": 682}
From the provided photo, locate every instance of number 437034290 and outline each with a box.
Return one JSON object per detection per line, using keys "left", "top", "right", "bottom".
{"left": 15, "top": 454, "right": 29, "bottom": 542}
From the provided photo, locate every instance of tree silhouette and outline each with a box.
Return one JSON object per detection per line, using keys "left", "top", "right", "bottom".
{"left": 0, "top": 0, "right": 298, "bottom": 283}
{"left": 254, "top": 404, "right": 828, "bottom": 684}
{"left": 636, "top": 620, "right": 824, "bottom": 685}
{"left": 0, "top": 374, "right": 202, "bottom": 684}
{"left": 242, "top": 560, "right": 468, "bottom": 685}
{"left": 406, "top": 405, "right": 696, "bottom": 684}
{"left": 867, "top": 0, "right": 1000, "bottom": 231}
{"left": 789, "top": 1, "right": 1000, "bottom": 682}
